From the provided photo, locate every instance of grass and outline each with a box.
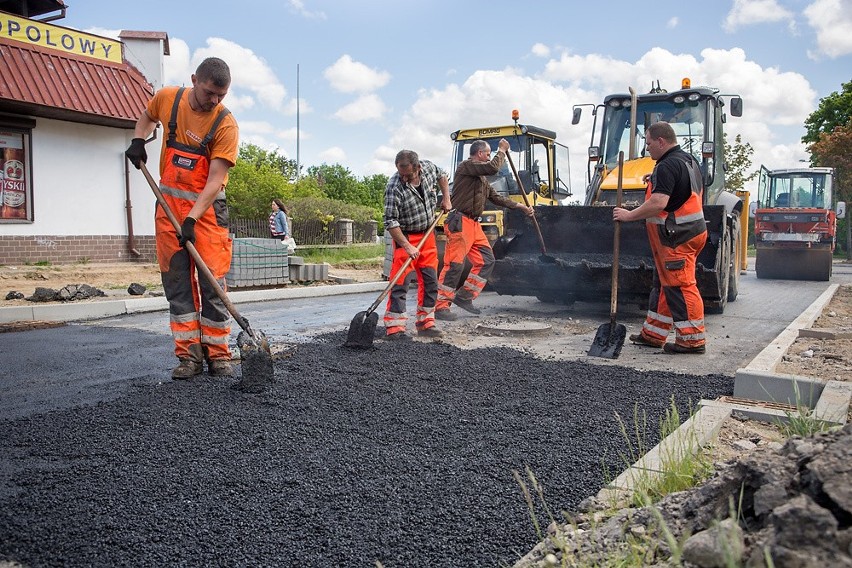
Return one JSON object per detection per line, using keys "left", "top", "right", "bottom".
{"left": 511, "top": 399, "right": 721, "bottom": 567}
{"left": 773, "top": 380, "right": 836, "bottom": 438}
{"left": 611, "top": 397, "right": 713, "bottom": 508}
{"left": 297, "top": 243, "right": 384, "bottom": 268}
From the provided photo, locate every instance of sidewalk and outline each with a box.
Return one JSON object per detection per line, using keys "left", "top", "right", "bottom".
{"left": 0, "top": 281, "right": 387, "bottom": 325}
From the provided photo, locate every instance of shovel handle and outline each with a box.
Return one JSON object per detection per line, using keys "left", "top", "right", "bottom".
{"left": 138, "top": 161, "right": 257, "bottom": 340}
{"left": 610, "top": 151, "right": 625, "bottom": 323}
{"left": 506, "top": 153, "right": 548, "bottom": 256}
{"left": 367, "top": 211, "right": 445, "bottom": 316}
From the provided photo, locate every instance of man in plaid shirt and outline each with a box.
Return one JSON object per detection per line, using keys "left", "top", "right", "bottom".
{"left": 383, "top": 149, "right": 452, "bottom": 340}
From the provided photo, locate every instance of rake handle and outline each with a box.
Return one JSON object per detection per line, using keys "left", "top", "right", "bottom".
{"left": 139, "top": 161, "right": 256, "bottom": 340}
{"left": 506, "top": 152, "right": 547, "bottom": 255}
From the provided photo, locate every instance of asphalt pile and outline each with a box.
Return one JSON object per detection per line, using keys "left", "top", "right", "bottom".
{"left": 0, "top": 333, "right": 733, "bottom": 567}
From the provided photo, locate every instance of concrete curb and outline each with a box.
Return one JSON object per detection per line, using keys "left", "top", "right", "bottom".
{"left": 595, "top": 282, "right": 848, "bottom": 506}
{"left": 0, "top": 281, "right": 388, "bottom": 324}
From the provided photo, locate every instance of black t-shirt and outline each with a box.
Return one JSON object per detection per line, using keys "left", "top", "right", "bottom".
{"left": 651, "top": 145, "right": 698, "bottom": 212}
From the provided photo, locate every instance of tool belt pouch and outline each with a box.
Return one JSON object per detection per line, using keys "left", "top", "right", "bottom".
{"left": 447, "top": 210, "right": 463, "bottom": 233}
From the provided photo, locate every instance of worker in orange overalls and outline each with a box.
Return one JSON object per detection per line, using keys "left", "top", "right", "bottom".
{"left": 125, "top": 57, "right": 240, "bottom": 378}
{"left": 613, "top": 121, "right": 707, "bottom": 354}
{"left": 435, "top": 138, "right": 533, "bottom": 321}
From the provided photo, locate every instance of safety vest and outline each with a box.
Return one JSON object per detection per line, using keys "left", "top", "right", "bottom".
{"left": 646, "top": 151, "right": 706, "bottom": 247}
{"left": 159, "top": 87, "right": 231, "bottom": 204}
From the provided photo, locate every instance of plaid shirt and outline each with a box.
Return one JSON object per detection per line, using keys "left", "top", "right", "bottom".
{"left": 383, "top": 159, "right": 447, "bottom": 233}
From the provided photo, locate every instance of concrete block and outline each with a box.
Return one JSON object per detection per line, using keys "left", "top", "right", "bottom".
{"left": 227, "top": 237, "right": 289, "bottom": 288}
{"left": 0, "top": 305, "right": 35, "bottom": 323}
{"left": 31, "top": 300, "right": 127, "bottom": 322}
{"left": 813, "top": 380, "right": 852, "bottom": 425}
{"left": 799, "top": 328, "right": 852, "bottom": 340}
{"left": 734, "top": 369, "right": 825, "bottom": 408}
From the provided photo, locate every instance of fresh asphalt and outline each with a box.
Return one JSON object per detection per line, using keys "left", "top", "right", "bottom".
{"left": 0, "top": 263, "right": 849, "bottom": 567}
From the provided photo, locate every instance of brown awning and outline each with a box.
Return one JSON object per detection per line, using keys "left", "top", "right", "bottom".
{"left": 0, "top": 38, "right": 153, "bottom": 129}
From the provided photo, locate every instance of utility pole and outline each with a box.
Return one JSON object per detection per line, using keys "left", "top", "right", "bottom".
{"left": 296, "top": 63, "right": 300, "bottom": 180}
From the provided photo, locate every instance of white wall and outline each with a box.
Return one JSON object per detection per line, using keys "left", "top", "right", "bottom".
{"left": 0, "top": 118, "right": 164, "bottom": 236}
{"left": 122, "top": 37, "right": 165, "bottom": 91}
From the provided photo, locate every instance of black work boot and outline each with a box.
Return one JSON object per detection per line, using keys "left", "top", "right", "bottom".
{"left": 453, "top": 298, "right": 481, "bottom": 315}
{"left": 172, "top": 344, "right": 204, "bottom": 380}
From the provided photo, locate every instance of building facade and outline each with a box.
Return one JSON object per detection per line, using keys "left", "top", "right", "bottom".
{"left": 0, "top": 1, "right": 168, "bottom": 264}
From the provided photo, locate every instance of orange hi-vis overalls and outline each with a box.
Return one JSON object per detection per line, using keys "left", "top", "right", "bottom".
{"left": 640, "top": 153, "right": 708, "bottom": 349}
{"left": 384, "top": 231, "right": 440, "bottom": 335}
{"left": 435, "top": 210, "right": 494, "bottom": 310}
{"left": 156, "top": 87, "right": 234, "bottom": 363}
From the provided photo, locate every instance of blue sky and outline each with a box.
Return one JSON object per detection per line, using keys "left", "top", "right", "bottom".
{"left": 63, "top": 0, "right": 851, "bottom": 195}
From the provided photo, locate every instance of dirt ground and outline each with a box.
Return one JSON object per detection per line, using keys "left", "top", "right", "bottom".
{"left": 0, "top": 262, "right": 383, "bottom": 307}
{"left": 774, "top": 284, "right": 852, "bottom": 381}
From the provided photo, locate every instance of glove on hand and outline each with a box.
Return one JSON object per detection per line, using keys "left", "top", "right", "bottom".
{"left": 125, "top": 138, "right": 147, "bottom": 169}
{"left": 178, "top": 217, "right": 197, "bottom": 248}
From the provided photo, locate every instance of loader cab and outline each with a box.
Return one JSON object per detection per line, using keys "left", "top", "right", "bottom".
{"left": 577, "top": 86, "right": 736, "bottom": 206}
{"left": 449, "top": 124, "right": 571, "bottom": 205}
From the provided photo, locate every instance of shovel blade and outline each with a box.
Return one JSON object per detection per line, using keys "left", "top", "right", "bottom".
{"left": 344, "top": 310, "right": 379, "bottom": 349}
{"left": 588, "top": 322, "right": 627, "bottom": 359}
{"left": 235, "top": 330, "right": 274, "bottom": 393}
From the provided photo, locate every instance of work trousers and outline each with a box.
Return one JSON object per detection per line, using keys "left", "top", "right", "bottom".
{"left": 436, "top": 212, "right": 494, "bottom": 310}
{"left": 639, "top": 226, "right": 707, "bottom": 349}
{"left": 155, "top": 199, "right": 233, "bottom": 362}
{"left": 384, "top": 231, "right": 439, "bottom": 335}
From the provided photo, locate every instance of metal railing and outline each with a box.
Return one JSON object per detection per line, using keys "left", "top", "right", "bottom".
{"left": 229, "top": 216, "right": 378, "bottom": 245}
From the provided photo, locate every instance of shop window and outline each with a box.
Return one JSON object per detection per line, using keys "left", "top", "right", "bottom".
{"left": 1, "top": 127, "right": 33, "bottom": 222}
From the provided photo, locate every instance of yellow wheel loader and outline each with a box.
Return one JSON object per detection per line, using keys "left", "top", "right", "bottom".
{"left": 488, "top": 79, "right": 747, "bottom": 314}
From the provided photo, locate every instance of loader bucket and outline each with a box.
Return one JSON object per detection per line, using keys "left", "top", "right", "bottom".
{"left": 489, "top": 204, "right": 728, "bottom": 309}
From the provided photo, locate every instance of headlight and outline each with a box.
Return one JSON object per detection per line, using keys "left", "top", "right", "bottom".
{"left": 481, "top": 214, "right": 496, "bottom": 223}
{"left": 673, "top": 95, "right": 685, "bottom": 104}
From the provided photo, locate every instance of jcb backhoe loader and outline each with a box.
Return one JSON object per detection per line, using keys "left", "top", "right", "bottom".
{"left": 488, "top": 79, "right": 747, "bottom": 314}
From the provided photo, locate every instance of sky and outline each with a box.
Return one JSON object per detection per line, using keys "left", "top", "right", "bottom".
{"left": 61, "top": 0, "right": 852, "bottom": 197}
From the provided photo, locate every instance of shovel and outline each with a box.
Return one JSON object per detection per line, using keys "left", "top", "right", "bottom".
{"left": 588, "top": 151, "right": 627, "bottom": 359}
{"left": 138, "top": 162, "right": 273, "bottom": 386}
{"left": 344, "top": 211, "right": 445, "bottom": 349}
{"left": 505, "top": 153, "right": 555, "bottom": 264}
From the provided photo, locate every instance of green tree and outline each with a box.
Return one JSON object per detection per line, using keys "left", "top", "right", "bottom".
{"left": 307, "top": 163, "right": 362, "bottom": 203}
{"left": 809, "top": 122, "right": 852, "bottom": 259}
{"left": 239, "top": 143, "right": 301, "bottom": 181}
{"left": 802, "top": 80, "right": 852, "bottom": 145}
{"left": 226, "top": 159, "right": 290, "bottom": 217}
{"left": 723, "top": 133, "right": 758, "bottom": 191}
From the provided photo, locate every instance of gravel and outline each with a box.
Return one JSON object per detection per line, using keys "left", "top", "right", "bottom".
{"left": 0, "top": 332, "right": 733, "bottom": 567}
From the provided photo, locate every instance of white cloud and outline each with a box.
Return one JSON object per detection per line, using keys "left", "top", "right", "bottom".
{"left": 804, "top": 0, "right": 852, "bottom": 58}
{"left": 191, "top": 37, "right": 287, "bottom": 111}
{"left": 288, "top": 0, "right": 326, "bottom": 20}
{"left": 375, "top": 47, "right": 818, "bottom": 195}
{"left": 531, "top": 43, "right": 550, "bottom": 57}
{"left": 723, "top": 0, "right": 795, "bottom": 32}
{"left": 319, "top": 146, "right": 347, "bottom": 164}
{"left": 324, "top": 55, "right": 391, "bottom": 94}
{"left": 333, "top": 94, "right": 388, "bottom": 123}
{"left": 667, "top": 17, "right": 679, "bottom": 29}
{"left": 283, "top": 98, "right": 313, "bottom": 116}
